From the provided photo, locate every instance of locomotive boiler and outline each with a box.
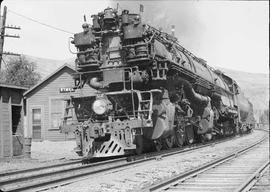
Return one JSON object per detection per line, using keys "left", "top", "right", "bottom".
{"left": 60, "top": 7, "right": 254, "bottom": 158}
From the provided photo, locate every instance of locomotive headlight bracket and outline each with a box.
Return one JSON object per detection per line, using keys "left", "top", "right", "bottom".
{"left": 92, "top": 99, "right": 108, "bottom": 115}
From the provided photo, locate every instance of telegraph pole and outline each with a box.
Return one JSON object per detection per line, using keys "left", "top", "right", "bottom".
{"left": 0, "top": 5, "right": 7, "bottom": 69}
{"left": 0, "top": 5, "right": 20, "bottom": 70}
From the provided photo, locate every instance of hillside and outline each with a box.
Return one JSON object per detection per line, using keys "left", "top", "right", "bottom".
{"left": 216, "top": 67, "right": 269, "bottom": 121}
{"left": 2, "top": 54, "right": 268, "bottom": 121}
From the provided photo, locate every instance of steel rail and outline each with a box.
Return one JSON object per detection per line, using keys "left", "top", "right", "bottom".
{"left": 0, "top": 132, "right": 237, "bottom": 181}
{"left": 0, "top": 158, "right": 82, "bottom": 178}
{"left": 234, "top": 161, "right": 269, "bottom": 192}
{"left": 0, "top": 140, "right": 220, "bottom": 192}
{"left": 0, "top": 156, "right": 126, "bottom": 189}
{"left": 144, "top": 134, "right": 268, "bottom": 192}
{"left": 0, "top": 132, "right": 254, "bottom": 191}
{"left": 0, "top": 130, "right": 263, "bottom": 192}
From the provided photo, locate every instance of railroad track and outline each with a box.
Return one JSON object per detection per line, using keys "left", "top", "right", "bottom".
{"left": 0, "top": 158, "right": 82, "bottom": 178}
{"left": 249, "top": 164, "right": 270, "bottom": 192}
{"left": 0, "top": 131, "right": 263, "bottom": 192}
{"left": 144, "top": 134, "right": 268, "bottom": 192}
{"left": 238, "top": 161, "right": 269, "bottom": 192}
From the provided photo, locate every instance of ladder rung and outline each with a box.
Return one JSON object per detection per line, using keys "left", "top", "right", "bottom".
{"left": 65, "top": 106, "right": 74, "bottom": 109}
{"left": 64, "top": 115, "right": 73, "bottom": 119}
{"left": 140, "top": 100, "right": 150, "bottom": 102}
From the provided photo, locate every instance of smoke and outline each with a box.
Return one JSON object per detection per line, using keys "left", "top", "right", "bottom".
{"left": 109, "top": 1, "right": 203, "bottom": 55}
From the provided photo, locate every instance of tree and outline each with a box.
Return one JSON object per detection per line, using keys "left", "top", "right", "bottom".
{"left": 2, "top": 56, "right": 41, "bottom": 88}
{"left": 259, "top": 109, "right": 269, "bottom": 125}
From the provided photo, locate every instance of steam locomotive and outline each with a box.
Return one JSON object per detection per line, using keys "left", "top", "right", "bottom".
{"left": 61, "top": 7, "right": 254, "bottom": 158}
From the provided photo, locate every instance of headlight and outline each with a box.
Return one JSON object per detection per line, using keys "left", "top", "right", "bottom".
{"left": 92, "top": 99, "right": 107, "bottom": 115}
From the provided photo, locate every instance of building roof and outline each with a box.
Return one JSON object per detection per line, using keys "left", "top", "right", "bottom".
{"left": 0, "top": 83, "right": 28, "bottom": 90}
{"left": 23, "top": 64, "right": 76, "bottom": 97}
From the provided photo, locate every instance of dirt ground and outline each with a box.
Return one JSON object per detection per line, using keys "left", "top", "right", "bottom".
{"left": 0, "top": 140, "right": 78, "bottom": 173}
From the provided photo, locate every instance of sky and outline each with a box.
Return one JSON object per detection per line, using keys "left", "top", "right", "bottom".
{"left": 1, "top": 0, "right": 269, "bottom": 73}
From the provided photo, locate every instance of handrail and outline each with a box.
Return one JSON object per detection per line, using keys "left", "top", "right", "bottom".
{"left": 68, "top": 37, "right": 77, "bottom": 54}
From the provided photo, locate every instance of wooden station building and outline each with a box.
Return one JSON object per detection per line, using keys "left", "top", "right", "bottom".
{"left": 0, "top": 84, "right": 27, "bottom": 158}
{"left": 23, "top": 64, "right": 95, "bottom": 141}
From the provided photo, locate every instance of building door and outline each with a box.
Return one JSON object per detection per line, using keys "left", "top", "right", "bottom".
{"left": 12, "top": 105, "right": 23, "bottom": 156}
{"left": 32, "top": 108, "right": 42, "bottom": 140}
{"left": 12, "top": 106, "right": 22, "bottom": 135}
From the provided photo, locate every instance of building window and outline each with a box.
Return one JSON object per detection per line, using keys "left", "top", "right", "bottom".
{"left": 32, "top": 108, "right": 41, "bottom": 139}
{"left": 50, "top": 98, "right": 64, "bottom": 130}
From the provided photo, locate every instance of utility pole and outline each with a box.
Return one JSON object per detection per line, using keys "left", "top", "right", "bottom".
{"left": 0, "top": 5, "right": 7, "bottom": 69}
{"left": 0, "top": 5, "right": 21, "bottom": 70}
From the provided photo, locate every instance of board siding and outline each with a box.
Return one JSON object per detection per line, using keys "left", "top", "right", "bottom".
{"left": 0, "top": 87, "right": 25, "bottom": 158}
{"left": 1, "top": 102, "right": 12, "bottom": 157}
{"left": 26, "top": 67, "right": 95, "bottom": 141}
{"left": 0, "top": 101, "right": 2, "bottom": 158}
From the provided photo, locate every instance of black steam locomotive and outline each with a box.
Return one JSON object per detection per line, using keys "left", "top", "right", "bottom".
{"left": 61, "top": 7, "right": 254, "bottom": 158}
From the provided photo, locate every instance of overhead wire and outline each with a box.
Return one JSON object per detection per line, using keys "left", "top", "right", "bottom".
{"left": 1, "top": 57, "right": 9, "bottom": 70}
{"left": 7, "top": 9, "right": 75, "bottom": 35}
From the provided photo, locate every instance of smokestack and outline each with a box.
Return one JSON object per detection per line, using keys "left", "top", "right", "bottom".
{"left": 139, "top": 4, "right": 144, "bottom": 13}
{"left": 171, "top": 25, "right": 175, "bottom": 36}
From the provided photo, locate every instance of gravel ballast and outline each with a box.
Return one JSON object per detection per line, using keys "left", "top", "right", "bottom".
{"left": 45, "top": 130, "right": 268, "bottom": 192}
